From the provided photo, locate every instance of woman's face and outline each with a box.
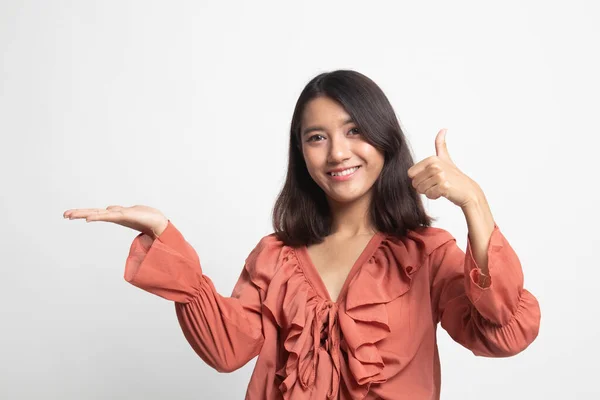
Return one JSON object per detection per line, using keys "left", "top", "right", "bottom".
{"left": 300, "top": 96, "right": 385, "bottom": 205}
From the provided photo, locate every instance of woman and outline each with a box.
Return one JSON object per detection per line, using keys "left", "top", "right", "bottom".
{"left": 63, "top": 70, "right": 541, "bottom": 399}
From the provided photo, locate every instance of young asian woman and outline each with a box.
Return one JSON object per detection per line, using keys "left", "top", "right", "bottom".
{"left": 64, "top": 69, "right": 541, "bottom": 400}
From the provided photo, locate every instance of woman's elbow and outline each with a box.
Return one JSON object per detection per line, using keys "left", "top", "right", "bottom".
{"left": 211, "top": 351, "right": 259, "bottom": 373}
{"left": 479, "top": 295, "right": 541, "bottom": 357}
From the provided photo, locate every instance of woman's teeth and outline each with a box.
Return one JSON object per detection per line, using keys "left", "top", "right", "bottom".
{"left": 329, "top": 166, "right": 359, "bottom": 176}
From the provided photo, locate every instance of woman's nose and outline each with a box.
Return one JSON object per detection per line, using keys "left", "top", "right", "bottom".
{"left": 327, "top": 136, "right": 351, "bottom": 163}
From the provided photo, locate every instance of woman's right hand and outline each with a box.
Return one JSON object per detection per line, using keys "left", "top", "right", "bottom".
{"left": 63, "top": 205, "right": 169, "bottom": 239}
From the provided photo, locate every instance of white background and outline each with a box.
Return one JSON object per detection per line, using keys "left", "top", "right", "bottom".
{"left": 1, "top": 1, "right": 597, "bottom": 399}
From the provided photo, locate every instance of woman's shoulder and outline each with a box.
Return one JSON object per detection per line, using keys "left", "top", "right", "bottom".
{"left": 381, "top": 225, "right": 457, "bottom": 260}
{"left": 242, "top": 232, "right": 293, "bottom": 291}
{"left": 248, "top": 232, "right": 285, "bottom": 254}
{"left": 244, "top": 232, "right": 286, "bottom": 265}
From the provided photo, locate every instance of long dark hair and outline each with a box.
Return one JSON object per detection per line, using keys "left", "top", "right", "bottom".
{"left": 272, "top": 70, "right": 435, "bottom": 246}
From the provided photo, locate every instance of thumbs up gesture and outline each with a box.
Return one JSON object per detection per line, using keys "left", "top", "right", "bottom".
{"left": 407, "top": 129, "right": 482, "bottom": 209}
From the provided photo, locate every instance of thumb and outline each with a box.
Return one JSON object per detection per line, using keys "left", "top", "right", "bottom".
{"left": 435, "top": 128, "right": 453, "bottom": 163}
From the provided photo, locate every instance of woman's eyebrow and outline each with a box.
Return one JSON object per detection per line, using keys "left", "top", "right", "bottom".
{"left": 301, "top": 117, "right": 355, "bottom": 137}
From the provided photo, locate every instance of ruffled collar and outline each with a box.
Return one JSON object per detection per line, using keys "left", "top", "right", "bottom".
{"left": 253, "top": 230, "right": 430, "bottom": 399}
{"left": 295, "top": 231, "right": 386, "bottom": 305}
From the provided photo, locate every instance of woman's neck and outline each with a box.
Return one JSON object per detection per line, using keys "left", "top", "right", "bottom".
{"left": 327, "top": 192, "right": 377, "bottom": 237}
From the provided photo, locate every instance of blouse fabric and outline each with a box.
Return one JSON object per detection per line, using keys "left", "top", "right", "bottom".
{"left": 124, "top": 220, "right": 540, "bottom": 400}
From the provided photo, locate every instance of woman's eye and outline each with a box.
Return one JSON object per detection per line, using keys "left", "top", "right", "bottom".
{"left": 307, "top": 129, "right": 358, "bottom": 142}
{"left": 307, "top": 134, "right": 324, "bottom": 142}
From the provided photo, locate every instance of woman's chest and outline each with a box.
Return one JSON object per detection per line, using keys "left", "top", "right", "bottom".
{"left": 305, "top": 234, "right": 378, "bottom": 302}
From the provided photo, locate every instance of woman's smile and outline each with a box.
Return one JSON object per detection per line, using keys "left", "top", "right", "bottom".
{"left": 326, "top": 165, "right": 361, "bottom": 181}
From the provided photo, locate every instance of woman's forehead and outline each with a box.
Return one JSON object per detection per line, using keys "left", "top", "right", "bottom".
{"left": 302, "top": 97, "right": 353, "bottom": 125}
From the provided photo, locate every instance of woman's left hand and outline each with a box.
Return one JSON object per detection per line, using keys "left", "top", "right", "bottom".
{"left": 407, "top": 128, "right": 482, "bottom": 209}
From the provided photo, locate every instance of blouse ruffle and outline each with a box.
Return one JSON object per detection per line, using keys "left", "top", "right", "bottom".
{"left": 246, "top": 230, "right": 450, "bottom": 400}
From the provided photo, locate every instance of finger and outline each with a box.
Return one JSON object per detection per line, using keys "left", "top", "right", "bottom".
{"left": 68, "top": 209, "right": 109, "bottom": 220}
{"left": 65, "top": 206, "right": 123, "bottom": 218}
{"left": 85, "top": 210, "right": 122, "bottom": 222}
{"left": 411, "top": 164, "right": 442, "bottom": 189}
{"left": 434, "top": 129, "right": 447, "bottom": 156}
{"left": 407, "top": 156, "right": 436, "bottom": 178}
{"left": 64, "top": 208, "right": 104, "bottom": 219}
{"left": 435, "top": 128, "right": 454, "bottom": 163}
{"left": 415, "top": 173, "right": 444, "bottom": 194}
{"left": 424, "top": 181, "right": 449, "bottom": 200}
{"left": 424, "top": 184, "right": 443, "bottom": 200}
{"left": 65, "top": 208, "right": 103, "bottom": 215}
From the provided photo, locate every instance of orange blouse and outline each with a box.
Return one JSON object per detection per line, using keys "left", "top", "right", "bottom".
{"left": 124, "top": 220, "right": 540, "bottom": 399}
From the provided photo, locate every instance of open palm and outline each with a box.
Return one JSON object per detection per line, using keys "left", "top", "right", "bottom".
{"left": 63, "top": 205, "right": 169, "bottom": 239}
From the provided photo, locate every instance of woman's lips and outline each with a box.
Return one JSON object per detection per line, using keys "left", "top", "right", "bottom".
{"left": 327, "top": 166, "right": 361, "bottom": 181}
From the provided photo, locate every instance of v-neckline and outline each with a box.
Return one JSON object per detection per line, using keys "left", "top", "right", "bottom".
{"left": 296, "top": 231, "right": 385, "bottom": 304}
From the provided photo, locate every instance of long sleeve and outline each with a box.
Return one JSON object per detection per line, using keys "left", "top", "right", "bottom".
{"left": 124, "top": 220, "right": 265, "bottom": 372}
{"left": 429, "top": 223, "right": 541, "bottom": 357}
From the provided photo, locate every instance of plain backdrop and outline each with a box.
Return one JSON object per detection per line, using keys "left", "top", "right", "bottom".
{"left": 1, "top": 1, "right": 597, "bottom": 399}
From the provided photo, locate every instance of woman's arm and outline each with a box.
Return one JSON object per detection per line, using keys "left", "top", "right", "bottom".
{"left": 124, "top": 220, "right": 265, "bottom": 372}
{"left": 430, "top": 214, "right": 541, "bottom": 357}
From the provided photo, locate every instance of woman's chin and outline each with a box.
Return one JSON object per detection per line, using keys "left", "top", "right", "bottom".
{"left": 324, "top": 190, "right": 367, "bottom": 204}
